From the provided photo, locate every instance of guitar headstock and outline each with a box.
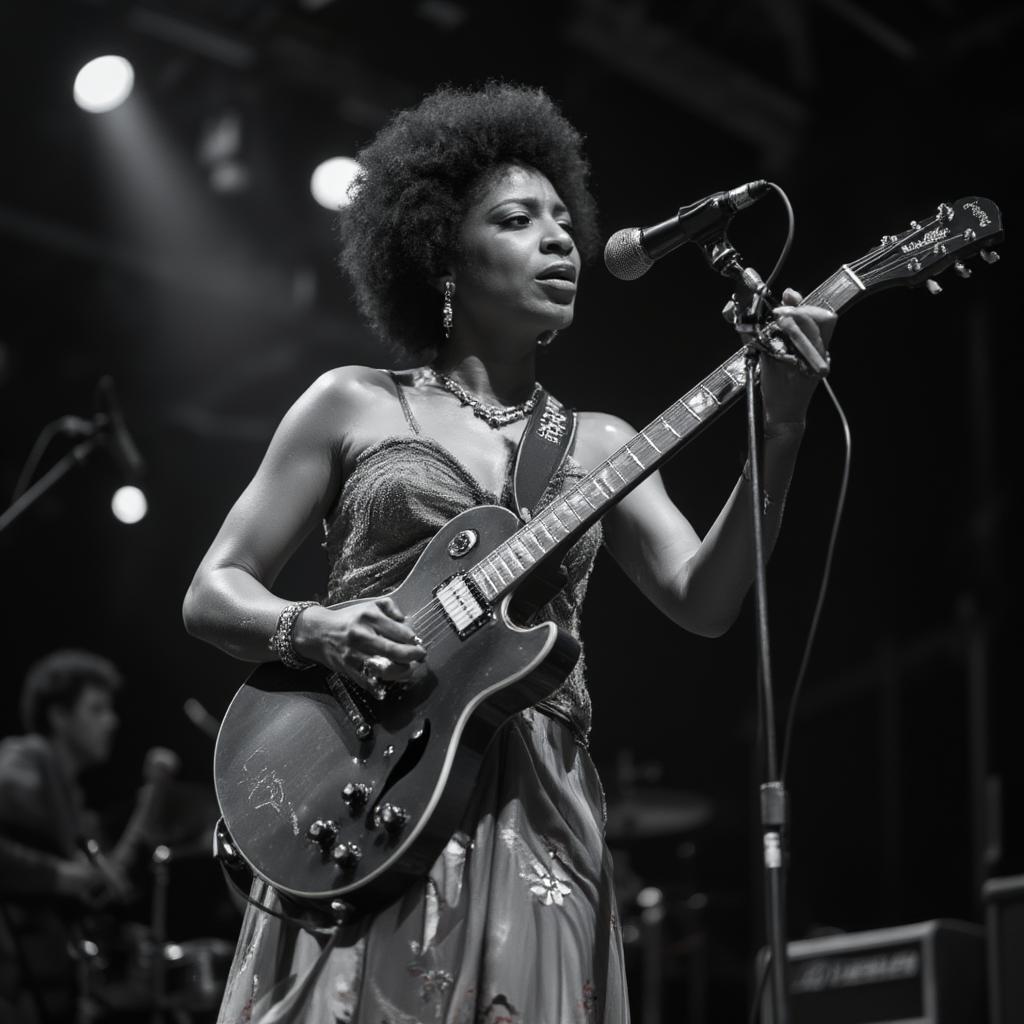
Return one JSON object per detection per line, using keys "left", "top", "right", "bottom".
{"left": 854, "top": 197, "right": 1003, "bottom": 295}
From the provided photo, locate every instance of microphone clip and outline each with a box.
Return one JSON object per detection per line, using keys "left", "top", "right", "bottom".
{"left": 721, "top": 261, "right": 830, "bottom": 380}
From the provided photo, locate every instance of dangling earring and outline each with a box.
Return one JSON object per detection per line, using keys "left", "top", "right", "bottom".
{"left": 442, "top": 280, "right": 455, "bottom": 339}
{"left": 537, "top": 330, "right": 558, "bottom": 348}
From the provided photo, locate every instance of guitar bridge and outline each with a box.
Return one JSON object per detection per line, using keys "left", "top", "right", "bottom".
{"left": 434, "top": 573, "right": 491, "bottom": 639}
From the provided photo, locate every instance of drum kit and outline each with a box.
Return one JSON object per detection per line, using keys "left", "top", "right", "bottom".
{"left": 77, "top": 782, "right": 232, "bottom": 1024}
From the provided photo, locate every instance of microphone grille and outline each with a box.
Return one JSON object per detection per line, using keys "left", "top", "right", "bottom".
{"left": 604, "top": 228, "right": 653, "bottom": 281}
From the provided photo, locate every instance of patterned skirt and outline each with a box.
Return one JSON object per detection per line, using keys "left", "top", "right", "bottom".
{"left": 216, "top": 709, "right": 630, "bottom": 1023}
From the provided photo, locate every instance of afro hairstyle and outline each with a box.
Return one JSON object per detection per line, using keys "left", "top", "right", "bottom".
{"left": 337, "top": 82, "right": 599, "bottom": 360}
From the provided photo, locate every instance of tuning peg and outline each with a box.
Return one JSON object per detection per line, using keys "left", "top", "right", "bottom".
{"left": 980, "top": 249, "right": 1000, "bottom": 265}
{"left": 954, "top": 261, "right": 972, "bottom": 279}
{"left": 925, "top": 279, "right": 943, "bottom": 295}
{"left": 937, "top": 203, "right": 954, "bottom": 224}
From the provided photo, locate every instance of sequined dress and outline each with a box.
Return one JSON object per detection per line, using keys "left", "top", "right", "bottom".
{"left": 216, "top": 376, "right": 630, "bottom": 1024}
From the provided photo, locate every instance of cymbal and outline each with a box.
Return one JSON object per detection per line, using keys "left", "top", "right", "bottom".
{"left": 605, "top": 788, "right": 712, "bottom": 840}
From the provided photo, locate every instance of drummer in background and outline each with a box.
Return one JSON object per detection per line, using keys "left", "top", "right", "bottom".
{"left": 0, "top": 649, "right": 177, "bottom": 1024}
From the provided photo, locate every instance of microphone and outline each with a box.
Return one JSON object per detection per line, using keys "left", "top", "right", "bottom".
{"left": 604, "top": 180, "right": 770, "bottom": 281}
{"left": 94, "top": 376, "right": 146, "bottom": 480}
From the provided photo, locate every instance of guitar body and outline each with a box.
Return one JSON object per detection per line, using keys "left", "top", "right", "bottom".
{"left": 214, "top": 504, "right": 581, "bottom": 912}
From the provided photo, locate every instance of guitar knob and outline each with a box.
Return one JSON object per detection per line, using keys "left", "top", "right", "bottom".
{"left": 954, "top": 261, "right": 972, "bottom": 279}
{"left": 330, "top": 841, "right": 362, "bottom": 870}
{"left": 377, "top": 802, "right": 408, "bottom": 834}
{"left": 341, "top": 782, "right": 370, "bottom": 809}
{"left": 307, "top": 819, "right": 337, "bottom": 844}
{"left": 924, "top": 279, "right": 943, "bottom": 295}
{"left": 980, "top": 249, "right": 1000, "bottom": 265}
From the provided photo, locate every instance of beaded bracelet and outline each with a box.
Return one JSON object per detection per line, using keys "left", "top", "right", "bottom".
{"left": 268, "top": 601, "right": 319, "bottom": 670}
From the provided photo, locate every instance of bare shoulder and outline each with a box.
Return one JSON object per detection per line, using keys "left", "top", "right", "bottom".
{"left": 303, "top": 365, "right": 394, "bottom": 412}
{"left": 281, "top": 365, "right": 393, "bottom": 435}
{"left": 574, "top": 410, "right": 638, "bottom": 472}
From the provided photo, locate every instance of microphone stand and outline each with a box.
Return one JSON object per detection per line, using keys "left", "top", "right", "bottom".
{"left": 701, "top": 233, "right": 797, "bottom": 1024}
{"left": 0, "top": 438, "right": 100, "bottom": 535}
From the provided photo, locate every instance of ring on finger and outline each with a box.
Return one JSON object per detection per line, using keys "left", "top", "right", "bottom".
{"left": 361, "top": 654, "right": 393, "bottom": 690}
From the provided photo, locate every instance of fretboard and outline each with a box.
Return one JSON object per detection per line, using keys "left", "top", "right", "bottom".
{"left": 462, "top": 261, "right": 868, "bottom": 603}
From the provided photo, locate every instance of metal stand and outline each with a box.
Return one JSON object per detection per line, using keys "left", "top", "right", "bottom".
{"left": 150, "top": 845, "right": 171, "bottom": 1024}
{"left": 0, "top": 438, "right": 99, "bottom": 534}
{"left": 742, "top": 346, "right": 791, "bottom": 1024}
{"left": 699, "top": 231, "right": 812, "bottom": 1024}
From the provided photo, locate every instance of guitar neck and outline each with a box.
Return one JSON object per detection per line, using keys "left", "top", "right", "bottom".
{"left": 464, "top": 265, "right": 869, "bottom": 603}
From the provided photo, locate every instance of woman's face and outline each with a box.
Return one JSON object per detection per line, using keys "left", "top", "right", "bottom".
{"left": 451, "top": 163, "right": 581, "bottom": 344}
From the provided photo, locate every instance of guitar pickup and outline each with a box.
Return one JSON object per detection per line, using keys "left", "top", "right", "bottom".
{"left": 434, "top": 573, "right": 491, "bottom": 639}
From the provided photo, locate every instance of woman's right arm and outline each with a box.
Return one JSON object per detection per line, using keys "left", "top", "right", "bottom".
{"left": 182, "top": 367, "right": 425, "bottom": 679}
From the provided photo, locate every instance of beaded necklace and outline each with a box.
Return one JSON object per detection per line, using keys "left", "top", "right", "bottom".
{"left": 429, "top": 369, "right": 542, "bottom": 429}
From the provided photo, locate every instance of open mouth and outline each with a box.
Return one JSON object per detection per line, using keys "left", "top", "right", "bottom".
{"left": 536, "top": 277, "right": 577, "bottom": 291}
{"left": 536, "top": 262, "right": 578, "bottom": 284}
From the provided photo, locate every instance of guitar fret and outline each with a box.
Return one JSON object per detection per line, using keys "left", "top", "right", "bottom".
{"left": 682, "top": 391, "right": 709, "bottom": 420}
{"left": 513, "top": 538, "right": 535, "bottom": 566}
{"left": 640, "top": 430, "right": 661, "bottom": 454}
{"left": 505, "top": 545, "right": 525, "bottom": 569}
{"left": 522, "top": 530, "right": 547, "bottom": 556}
{"left": 489, "top": 556, "right": 512, "bottom": 584}
{"left": 660, "top": 416, "right": 682, "bottom": 439}
{"left": 477, "top": 564, "right": 499, "bottom": 594}
{"left": 609, "top": 463, "right": 628, "bottom": 484}
{"left": 626, "top": 448, "right": 645, "bottom": 470}
{"left": 537, "top": 521, "right": 557, "bottom": 545}
{"left": 547, "top": 507, "right": 571, "bottom": 537}
{"left": 564, "top": 500, "right": 584, "bottom": 523}
{"left": 721, "top": 355, "right": 747, "bottom": 387}
{"left": 593, "top": 476, "right": 613, "bottom": 499}
{"left": 480, "top": 572, "right": 500, "bottom": 600}
{"left": 579, "top": 488, "right": 599, "bottom": 511}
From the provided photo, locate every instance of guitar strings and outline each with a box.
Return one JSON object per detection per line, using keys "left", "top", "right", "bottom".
{"left": 394, "top": 224, "right": 951, "bottom": 649}
{"left": 396, "top": 389, "right": 733, "bottom": 647}
{"left": 403, "top": 232, "right": 945, "bottom": 651}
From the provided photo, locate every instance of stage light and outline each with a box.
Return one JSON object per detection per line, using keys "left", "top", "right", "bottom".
{"left": 74, "top": 55, "right": 135, "bottom": 113}
{"left": 111, "top": 484, "right": 147, "bottom": 524}
{"left": 310, "top": 157, "right": 361, "bottom": 210}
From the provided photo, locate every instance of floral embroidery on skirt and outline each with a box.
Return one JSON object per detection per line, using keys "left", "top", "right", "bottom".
{"left": 216, "top": 713, "right": 629, "bottom": 1024}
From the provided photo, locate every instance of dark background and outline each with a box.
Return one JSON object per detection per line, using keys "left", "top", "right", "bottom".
{"left": 1, "top": 1, "right": 1019, "bottom": 1018}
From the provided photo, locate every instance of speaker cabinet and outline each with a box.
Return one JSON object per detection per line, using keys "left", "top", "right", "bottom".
{"left": 982, "top": 874, "right": 1024, "bottom": 1024}
{"left": 760, "top": 919, "right": 985, "bottom": 1023}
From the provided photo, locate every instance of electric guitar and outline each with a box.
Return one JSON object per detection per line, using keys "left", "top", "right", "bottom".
{"left": 213, "top": 197, "right": 1003, "bottom": 915}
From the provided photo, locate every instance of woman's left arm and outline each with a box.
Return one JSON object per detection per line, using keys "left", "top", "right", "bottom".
{"left": 589, "top": 289, "right": 835, "bottom": 637}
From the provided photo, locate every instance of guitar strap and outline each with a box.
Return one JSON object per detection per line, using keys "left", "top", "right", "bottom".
{"left": 512, "top": 389, "right": 577, "bottom": 523}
